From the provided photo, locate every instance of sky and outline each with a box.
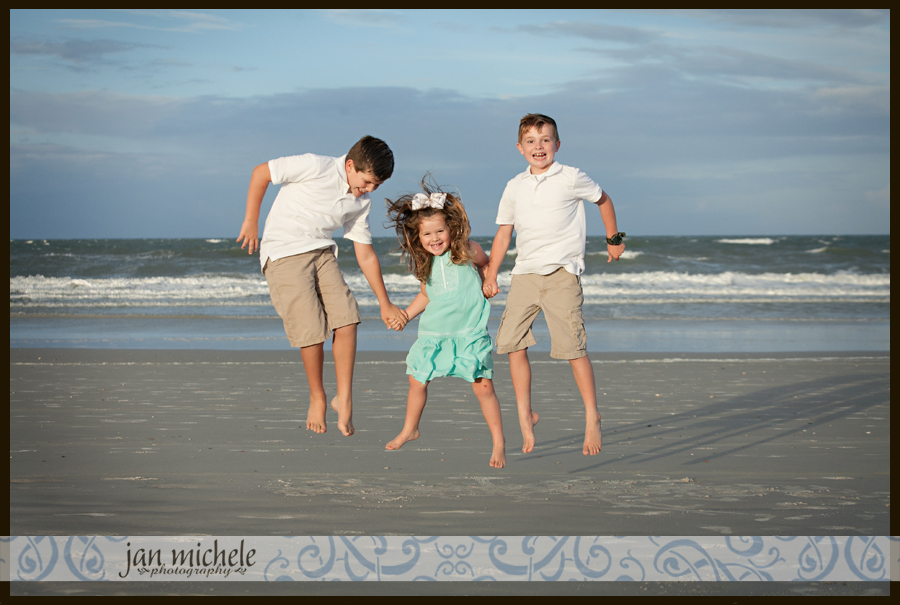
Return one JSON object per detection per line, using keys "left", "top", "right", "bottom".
{"left": 10, "top": 9, "right": 891, "bottom": 239}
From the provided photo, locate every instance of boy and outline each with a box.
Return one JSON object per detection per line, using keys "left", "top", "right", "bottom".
{"left": 482, "top": 114, "right": 625, "bottom": 456}
{"left": 237, "top": 135, "right": 408, "bottom": 437}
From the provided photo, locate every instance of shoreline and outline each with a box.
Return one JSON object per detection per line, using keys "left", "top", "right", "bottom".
{"left": 9, "top": 315, "right": 891, "bottom": 352}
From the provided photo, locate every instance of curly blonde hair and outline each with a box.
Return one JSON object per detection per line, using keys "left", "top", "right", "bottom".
{"left": 386, "top": 177, "right": 473, "bottom": 284}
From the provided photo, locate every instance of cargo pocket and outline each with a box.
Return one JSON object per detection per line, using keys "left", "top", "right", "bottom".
{"left": 569, "top": 307, "right": 587, "bottom": 352}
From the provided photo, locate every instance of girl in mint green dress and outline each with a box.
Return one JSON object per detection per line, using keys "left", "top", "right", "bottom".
{"left": 384, "top": 182, "right": 506, "bottom": 468}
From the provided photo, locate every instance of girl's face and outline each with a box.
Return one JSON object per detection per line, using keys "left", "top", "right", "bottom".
{"left": 417, "top": 213, "right": 451, "bottom": 256}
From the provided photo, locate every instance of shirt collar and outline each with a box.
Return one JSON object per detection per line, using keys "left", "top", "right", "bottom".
{"left": 335, "top": 154, "right": 370, "bottom": 203}
{"left": 336, "top": 155, "right": 350, "bottom": 194}
{"left": 522, "top": 161, "right": 562, "bottom": 180}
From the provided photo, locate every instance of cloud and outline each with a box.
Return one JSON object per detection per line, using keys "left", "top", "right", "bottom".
{"left": 811, "top": 85, "right": 891, "bottom": 113}
{"left": 515, "top": 21, "right": 657, "bottom": 45}
{"left": 591, "top": 43, "right": 885, "bottom": 87}
{"left": 686, "top": 9, "right": 890, "bottom": 30}
{"left": 9, "top": 72, "right": 890, "bottom": 238}
{"left": 9, "top": 38, "right": 151, "bottom": 65}
{"left": 55, "top": 10, "right": 240, "bottom": 33}
{"left": 319, "top": 9, "right": 406, "bottom": 29}
{"left": 10, "top": 89, "right": 188, "bottom": 137}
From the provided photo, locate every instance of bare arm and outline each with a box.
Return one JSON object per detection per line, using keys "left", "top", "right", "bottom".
{"left": 482, "top": 225, "right": 513, "bottom": 299}
{"left": 468, "top": 240, "right": 490, "bottom": 284}
{"left": 237, "top": 162, "right": 271, "bottom": 255}
{"left": 597, "top": 191, "right": 625, "bottom": 262}
{"left": 404, "top": 283, "right": 429, "bottom": 322}
{"left": 354, "top": 242, "right": 408, "bottom": 330}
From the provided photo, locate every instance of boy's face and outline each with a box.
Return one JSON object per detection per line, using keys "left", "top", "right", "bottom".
{"left": 517, "top": 125, "right": 560, "bottom": 175}
{"left": 345, "top": 159, "right": 382, "bottom": 198}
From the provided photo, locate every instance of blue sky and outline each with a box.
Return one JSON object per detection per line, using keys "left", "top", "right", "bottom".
{"left": 10, "top": 9, "right": 891, "bottom": 238}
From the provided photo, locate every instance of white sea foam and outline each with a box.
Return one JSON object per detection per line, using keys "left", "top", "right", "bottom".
{"left": 588, "top": 250, "right": 643, "bottom": 259}
{"left": 10, "top": 275, "right": 271, "bottom": 307}
{"left": 716, "top": 238, "right": 776, "bottom": 245}
{"left": 10, "top": 269, "right": 890, "bottom": 309}
{"left": 575, "top": 271, "right": 889, "bottom": 304}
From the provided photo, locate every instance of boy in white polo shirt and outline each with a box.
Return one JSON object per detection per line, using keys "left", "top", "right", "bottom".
{"left": 237, "top": 136, "right": 408, "bottom": 438}
{"left": 482, "top": 114, "right": 625, "bottom": 456}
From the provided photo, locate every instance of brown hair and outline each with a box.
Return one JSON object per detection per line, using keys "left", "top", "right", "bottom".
{"left": 385, "top": 176, "right": 473, "bottom": 284}
{"left": 518, "top": 113, "right": 559, "bottom": 143}
{"left": 347, "top": 135, "right": 394, "bottom": 182}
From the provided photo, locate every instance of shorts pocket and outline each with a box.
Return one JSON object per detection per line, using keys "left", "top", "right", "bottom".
{"left": 569, "top": 307, "right": 587, "bottom": 352}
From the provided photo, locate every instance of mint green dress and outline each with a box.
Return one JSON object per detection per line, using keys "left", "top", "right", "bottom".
{"left": 406, "top": 250, "right": 493, "bottom": 384}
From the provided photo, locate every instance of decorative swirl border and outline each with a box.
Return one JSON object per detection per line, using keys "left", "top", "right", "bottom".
{"left": 3, "top": 536, "right": 896, "bottom": 582}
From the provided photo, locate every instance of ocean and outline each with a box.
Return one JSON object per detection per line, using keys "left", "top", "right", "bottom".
{"left": 10, "top": 235, "right": 890, "bottom": 352}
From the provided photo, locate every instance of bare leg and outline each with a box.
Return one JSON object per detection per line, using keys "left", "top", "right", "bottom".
{"left": 299, "top": 342, "right": 327, "bottom": 433}
{"left": 330, "top": 324, "right": 357, "bottom": 437}
{"left": 509, "top": 349, "right": 539, "bottom": 453}
{"left": 472, "top": 378, "right": 506, "bottom": 468}
{"left": 570, "top": 355, "right": 601, "bottom": 455}
{"left": 386, "top": 376, "right": 428, "bottom": 450}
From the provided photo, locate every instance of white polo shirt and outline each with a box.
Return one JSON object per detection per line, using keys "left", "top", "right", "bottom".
{"left": 259, "top": 154, "right": 373, "bottom": 271}
{"left": 496, "top": 162, "right": 603, "bottom": 276}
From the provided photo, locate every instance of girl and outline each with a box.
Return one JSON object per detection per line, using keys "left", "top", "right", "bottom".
{"left": 384, "top": 180, "right": 506, "bottom": 468}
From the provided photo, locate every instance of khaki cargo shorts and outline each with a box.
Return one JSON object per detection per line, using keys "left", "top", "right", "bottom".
{"left": 263, "top": 248, "right": 361, "bottom": 348}
{"left": 495, "top": 268, "right": 587, "bottom": 360}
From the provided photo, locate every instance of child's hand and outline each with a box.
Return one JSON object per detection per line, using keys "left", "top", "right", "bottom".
{"left": 607, "top": 243, "right": 625, "bottom": 262}
{"left": 382, "top": 304, "right": 408, "bottom": 331}
{"left": 236, "top": 221, "right": 259, "bottom": 255}
{"left": 482, "top": 277, "right": 499, "bottom": 299}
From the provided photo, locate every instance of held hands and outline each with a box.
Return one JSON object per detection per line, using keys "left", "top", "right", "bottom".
{"left": 481, "top": 270, "right": 499, "bottom": 299}
{"left": 237, "top": 220, "right": 259, "bottom": 255}
{"left": 382, "top": 304, "right": 409, "bottom": 332}
{"left": 482, "top": 278, "right": 499, "bottom": 299}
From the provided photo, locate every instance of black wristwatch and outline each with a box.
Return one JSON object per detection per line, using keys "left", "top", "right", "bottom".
{"left": 606, "top": 232, "right": 626, "bottom": 246}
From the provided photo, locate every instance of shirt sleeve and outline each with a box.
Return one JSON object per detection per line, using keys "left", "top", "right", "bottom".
{"left": 572, "top": 168, "right": 603, "bottom": 204}
{"left": 495, "top": 181, "right": 517, "bottom": 225}
{"left": 267, "top": 154, "right": 321, "bottom": 186}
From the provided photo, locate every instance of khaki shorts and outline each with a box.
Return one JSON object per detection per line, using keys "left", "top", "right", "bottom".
{"left": 264, "top": 248, "right": 361, "bottom": 348}
{"left": 495, "top": 268, "right": 587, "bottom": 360}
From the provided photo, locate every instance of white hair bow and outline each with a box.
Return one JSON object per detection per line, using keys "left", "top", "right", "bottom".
{"left": 410, "top": 192, "right": 447, "bottom": 211}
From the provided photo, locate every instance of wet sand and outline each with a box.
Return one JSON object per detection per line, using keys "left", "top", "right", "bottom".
{"left": 9, "top": 348, "right": 891, "bottom": 594}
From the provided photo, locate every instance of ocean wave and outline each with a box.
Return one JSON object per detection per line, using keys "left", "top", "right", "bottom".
{"left": 10, "top": 275, "right": 271, "bottom": 306}
{"left": 588, "top": 250, "right": 643, "bottom": 259}
{"left": 716, "top": 238, "right": 776, "bottom": 245}
{"left": 11, "top": 269, "right": 889, "bottom": 309}
{"left": 581, "top": 269, "right": 887, "bottom": 285}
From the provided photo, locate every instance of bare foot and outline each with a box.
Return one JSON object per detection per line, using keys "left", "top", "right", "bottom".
{"left": 490, "top": 440, "right": 506, "bottom": 468}
{"left": 306, "top": 397, "right": 327, "bottom": 433}
{"left": 330, "top": 397, "right": 354, "bottom": 437}
{"left": 518, "top": 410, "right": 540, "bottom": 453}
{"left": 385, "top": 428, "right": 419, "bottom": 450}
{"left": 583, "top": 415, "right": 601, "bottom": 455}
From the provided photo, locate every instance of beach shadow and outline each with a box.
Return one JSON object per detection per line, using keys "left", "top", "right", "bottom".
{"left": 569, "top": 370, "right": 888, "bottom": 473}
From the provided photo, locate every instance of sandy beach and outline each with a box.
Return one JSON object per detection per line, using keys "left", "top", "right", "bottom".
{"left": 9, "top": 347, "right": 890, "bottom": 594}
